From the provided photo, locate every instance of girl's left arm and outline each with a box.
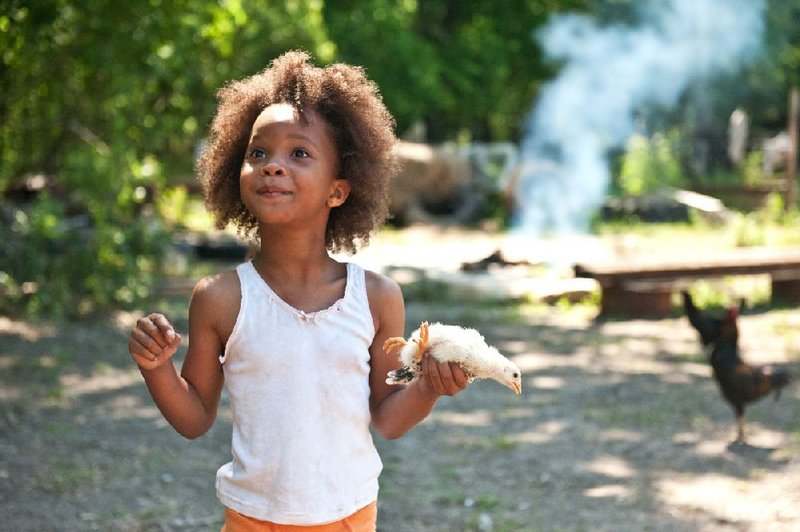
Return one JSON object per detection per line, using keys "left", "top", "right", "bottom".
{"left": 366, "top": 272, "right": 469, "bottom": 440}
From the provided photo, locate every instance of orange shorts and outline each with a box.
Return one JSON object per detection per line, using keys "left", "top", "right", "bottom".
{"left": 221, "top": 501, "right": 377, "bottom": 532}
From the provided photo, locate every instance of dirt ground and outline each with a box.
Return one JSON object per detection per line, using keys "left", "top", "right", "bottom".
{"left": 2, "top": 227, "right": 800, "bottom": 531}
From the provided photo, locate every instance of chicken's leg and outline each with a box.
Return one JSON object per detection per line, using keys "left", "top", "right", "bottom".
{"left": 412, "top": 321, "right": 429, "bottom": 364}
{"left": 736, "top": 413, "right": 746, "bottom": 443}
{"left": 383, "top": 337, "right": 407, "bottom": 357}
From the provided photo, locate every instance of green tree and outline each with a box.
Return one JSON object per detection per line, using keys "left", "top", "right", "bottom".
{"left": 619, "top": 131, "right": 683, "bottom": 196}
{"left": 5, "top": 0, "right": 798, "bottom": 317}
{"left": 743, "top": 0, "right": 800, "bottom": 132}
{"left": 324, "top": 0, "right": 589, "bottom": 141}
{"left": 0, "top": 0, "right": 335, "bottom": 317}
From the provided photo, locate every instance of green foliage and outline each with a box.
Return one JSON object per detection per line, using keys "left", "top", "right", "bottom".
{"left": 762, "top": 192, "right": 785, "bottom": 222}
{"left": 684, "top": 278, "right": 771, "bottom": 310}
{"left": 729, "top": 192, "right": 800, "bottom": 247}
{"left": 3, "top": 0, "right": 800, "bottom": 317}
{"left": 731, "top": 212, "right": 767, "bottom": 247}
{"left": 618, "top": 131, "right": 684, "bottom": 196}
{"left": 400, "top": 277, "right": 453, "bottom": 303}
{"left": 0, "top": 194, "right": 166, "bottom": 319}
{"left": 739, "top": 0, "right": 800, "bottom": 128}
{"left": 0, "top": 0, "right": 336, "bottom": 191}
{"left": 0, "top": 0, "right": 335, "bottom": 317}
{"left": 323, "top": 0, "right": 589, "bottom": 140}
{"left": 692, "top": 149, "right": 770, "bottom": 190}
{"left": 741, "top": 151, "right": 768, "bottom": 186}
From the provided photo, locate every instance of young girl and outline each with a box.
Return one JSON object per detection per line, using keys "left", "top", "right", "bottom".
{"left": 128, "top": 51, "right": 469, "bottom": 531}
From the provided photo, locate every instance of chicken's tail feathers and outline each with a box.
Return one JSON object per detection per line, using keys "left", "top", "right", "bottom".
{"left": 682, "top": 290, "right": 723, "bottom": 346}
{"left": 682, "top": 291, "right": 704, "bottom": 330}
{"left": 386, "top": 366, "right": 417, "bottom": 386}
{"left": 681, "top": 290, "right": 694, "bottom": 309}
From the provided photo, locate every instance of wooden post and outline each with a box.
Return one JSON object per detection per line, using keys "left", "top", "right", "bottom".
{"left": 787, "top": 87, "right": 799, "bottom": 212}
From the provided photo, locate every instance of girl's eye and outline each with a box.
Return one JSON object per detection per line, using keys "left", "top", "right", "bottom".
{"left": 249, "top": 148, "right": 266, "bottom": 158}
{"left": 292, "top": 148, "right": 309, "bottom": 158}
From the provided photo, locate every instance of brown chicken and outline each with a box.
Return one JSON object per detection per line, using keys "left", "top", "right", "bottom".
{"left": 682, "top": 291, "right": 790, "bottom": 443}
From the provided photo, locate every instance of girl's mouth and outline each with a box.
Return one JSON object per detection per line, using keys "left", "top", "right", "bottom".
{"left": 256, "top": 185, "right": 292, "bottom": 197}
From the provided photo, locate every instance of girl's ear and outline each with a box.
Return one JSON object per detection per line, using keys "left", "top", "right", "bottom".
{"left": 327, "top": 179, "right": 351, "bottom": 208}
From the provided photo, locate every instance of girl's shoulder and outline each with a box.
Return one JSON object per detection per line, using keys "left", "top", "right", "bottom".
{"left": 190, "top": 269, "right": 241, "bottom": 316}
{"left": 189, "top": 269, "right": 241, "bottom": 343}
{"left": 363, "top": 268, "right": 402, "bottom": 300}
{"left": 363, "top": 268, "right": 403, "bottom": 319}
{"left": 193, "top": 268, "right": 240, "bottom": 297}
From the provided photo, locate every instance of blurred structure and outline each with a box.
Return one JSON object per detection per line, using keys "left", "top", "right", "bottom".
{"left": 388, "top": 141, "right": 517, "bottom": 226}
{"left": 762, "top": 131, "right": 791, "bottom": 175}
{"left": 727, "top": 108, "right": 749, "bottom": 167}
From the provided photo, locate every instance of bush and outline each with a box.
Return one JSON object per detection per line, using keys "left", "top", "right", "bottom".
{"left": 618, "top": 131, "right": 684, "bottom": 196}
{"left": 0, "top": 193, "right": 166, "bottom": 319}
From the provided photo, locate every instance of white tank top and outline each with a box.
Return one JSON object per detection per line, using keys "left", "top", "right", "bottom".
{"left": 215, "top": 261, "right": 382, "bottom": 525}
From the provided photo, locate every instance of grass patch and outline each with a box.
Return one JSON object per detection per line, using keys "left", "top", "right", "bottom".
{"left": 462, "top": 434, "right": 518, "bottom": 452}
{"left": 400, "top": 277, "right": 454, "bottom": 303}
{"left": 473, "top": 493, "right": 500, "bottom": 511}
{"left": 40, "top": 458, "right": 100, "bottom": 494}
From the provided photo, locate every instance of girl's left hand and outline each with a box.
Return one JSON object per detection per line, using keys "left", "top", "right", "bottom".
{"left": 420, "top": 353, "right": 470, "bottom": 396}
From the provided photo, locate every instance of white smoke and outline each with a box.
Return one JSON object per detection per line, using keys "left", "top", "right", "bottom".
{"left": 513, "top": 0, "right": 765, "bottom": 236}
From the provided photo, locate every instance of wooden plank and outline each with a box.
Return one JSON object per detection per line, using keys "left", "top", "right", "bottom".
{"left": 575, "top": 247, "right": 800, "bottom": 285}
{"left": 601, "top": 283, "right": 673, "bottom": 316}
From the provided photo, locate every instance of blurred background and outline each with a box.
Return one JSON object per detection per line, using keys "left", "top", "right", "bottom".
{"left": 3, "top": 1, "right": 800, "bottom": 531}
{"left": 2, "top": 0, "right": 799, "bottom": 317}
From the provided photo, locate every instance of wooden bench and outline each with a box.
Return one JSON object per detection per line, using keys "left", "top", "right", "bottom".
{"left": 574, "top": 247, "right": 800, "bottom": 317}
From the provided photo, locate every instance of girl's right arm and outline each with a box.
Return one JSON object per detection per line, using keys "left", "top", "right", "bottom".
{"left": 128, "top": 272, "right": 238, "bottom": 439}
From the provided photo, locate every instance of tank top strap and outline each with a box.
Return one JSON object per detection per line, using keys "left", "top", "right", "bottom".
{"left": 345, "top": 262, "right": 370, "bottom": 305}
{"left": 346, "top": 262, "right": 364, "bottom": 292}
{"left": 235, "top": 261, "right": 261, "bottom": 296}
{"left": 219, "top": 262, "right": 260, "bottom": 365}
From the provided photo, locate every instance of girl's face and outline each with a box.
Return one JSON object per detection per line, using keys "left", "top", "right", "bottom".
{"left": 240, "top": 103, "right": 349, "bottom": 228}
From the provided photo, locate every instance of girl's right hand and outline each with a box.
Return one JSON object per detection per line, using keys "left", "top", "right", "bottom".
{"left": 129, "top": 313, "right": 182, "bottom": 371}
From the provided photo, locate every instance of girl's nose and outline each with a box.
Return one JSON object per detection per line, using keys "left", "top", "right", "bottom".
{"left": 261, "top": 161, "right": 285, "bottom": 176}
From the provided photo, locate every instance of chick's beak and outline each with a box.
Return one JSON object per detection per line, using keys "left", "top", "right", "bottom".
{"left": 509, "top": 382, "right": 522, "bottom": 395}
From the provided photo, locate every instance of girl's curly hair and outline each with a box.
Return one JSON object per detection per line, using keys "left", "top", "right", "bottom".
{"left": 197, "top": 50, "right": 398, "bottom": 255}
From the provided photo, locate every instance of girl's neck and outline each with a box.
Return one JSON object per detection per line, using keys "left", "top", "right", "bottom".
{"left": 250, "top": 231, "right": 348, "bottom": 313}
{"left": 252, "top": 231, "right": 334, "bottom": 281}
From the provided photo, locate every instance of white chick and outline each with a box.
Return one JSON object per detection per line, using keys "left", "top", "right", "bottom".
{"left": 384, "top": 321, "right": 522, "bottom": 394}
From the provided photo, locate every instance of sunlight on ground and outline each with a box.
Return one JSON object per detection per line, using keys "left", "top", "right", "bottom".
{"left": 658, "top": 471, "right": 800, "bottom": 526}
{"left": 432, "top": 409, "right": 493, "bottom": 427}
{"left": 529, "top": 375, "right": 565, "bottom": 390}
{"left": 345, "top": 226, "right": 504, "bottom": 273}
{"left": 0, "top": 316, "right": 56, "bottom": 341}
{"left": 511, "top": 352, "right": 555, "bottom": 373}
{"left": 510, "top": 420, "right": 567, "bottom": 445}
{"left": 353, "top": 222, "right": 800, "bottom": 276}
{"left": 584, "top": 455, "right": 636, "bottom": 479}
{"left": 60, "top": 370, "right": 140, "bottom": 399}
{"left": 584, "top": 483, "right": 634, "bottom": 499}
